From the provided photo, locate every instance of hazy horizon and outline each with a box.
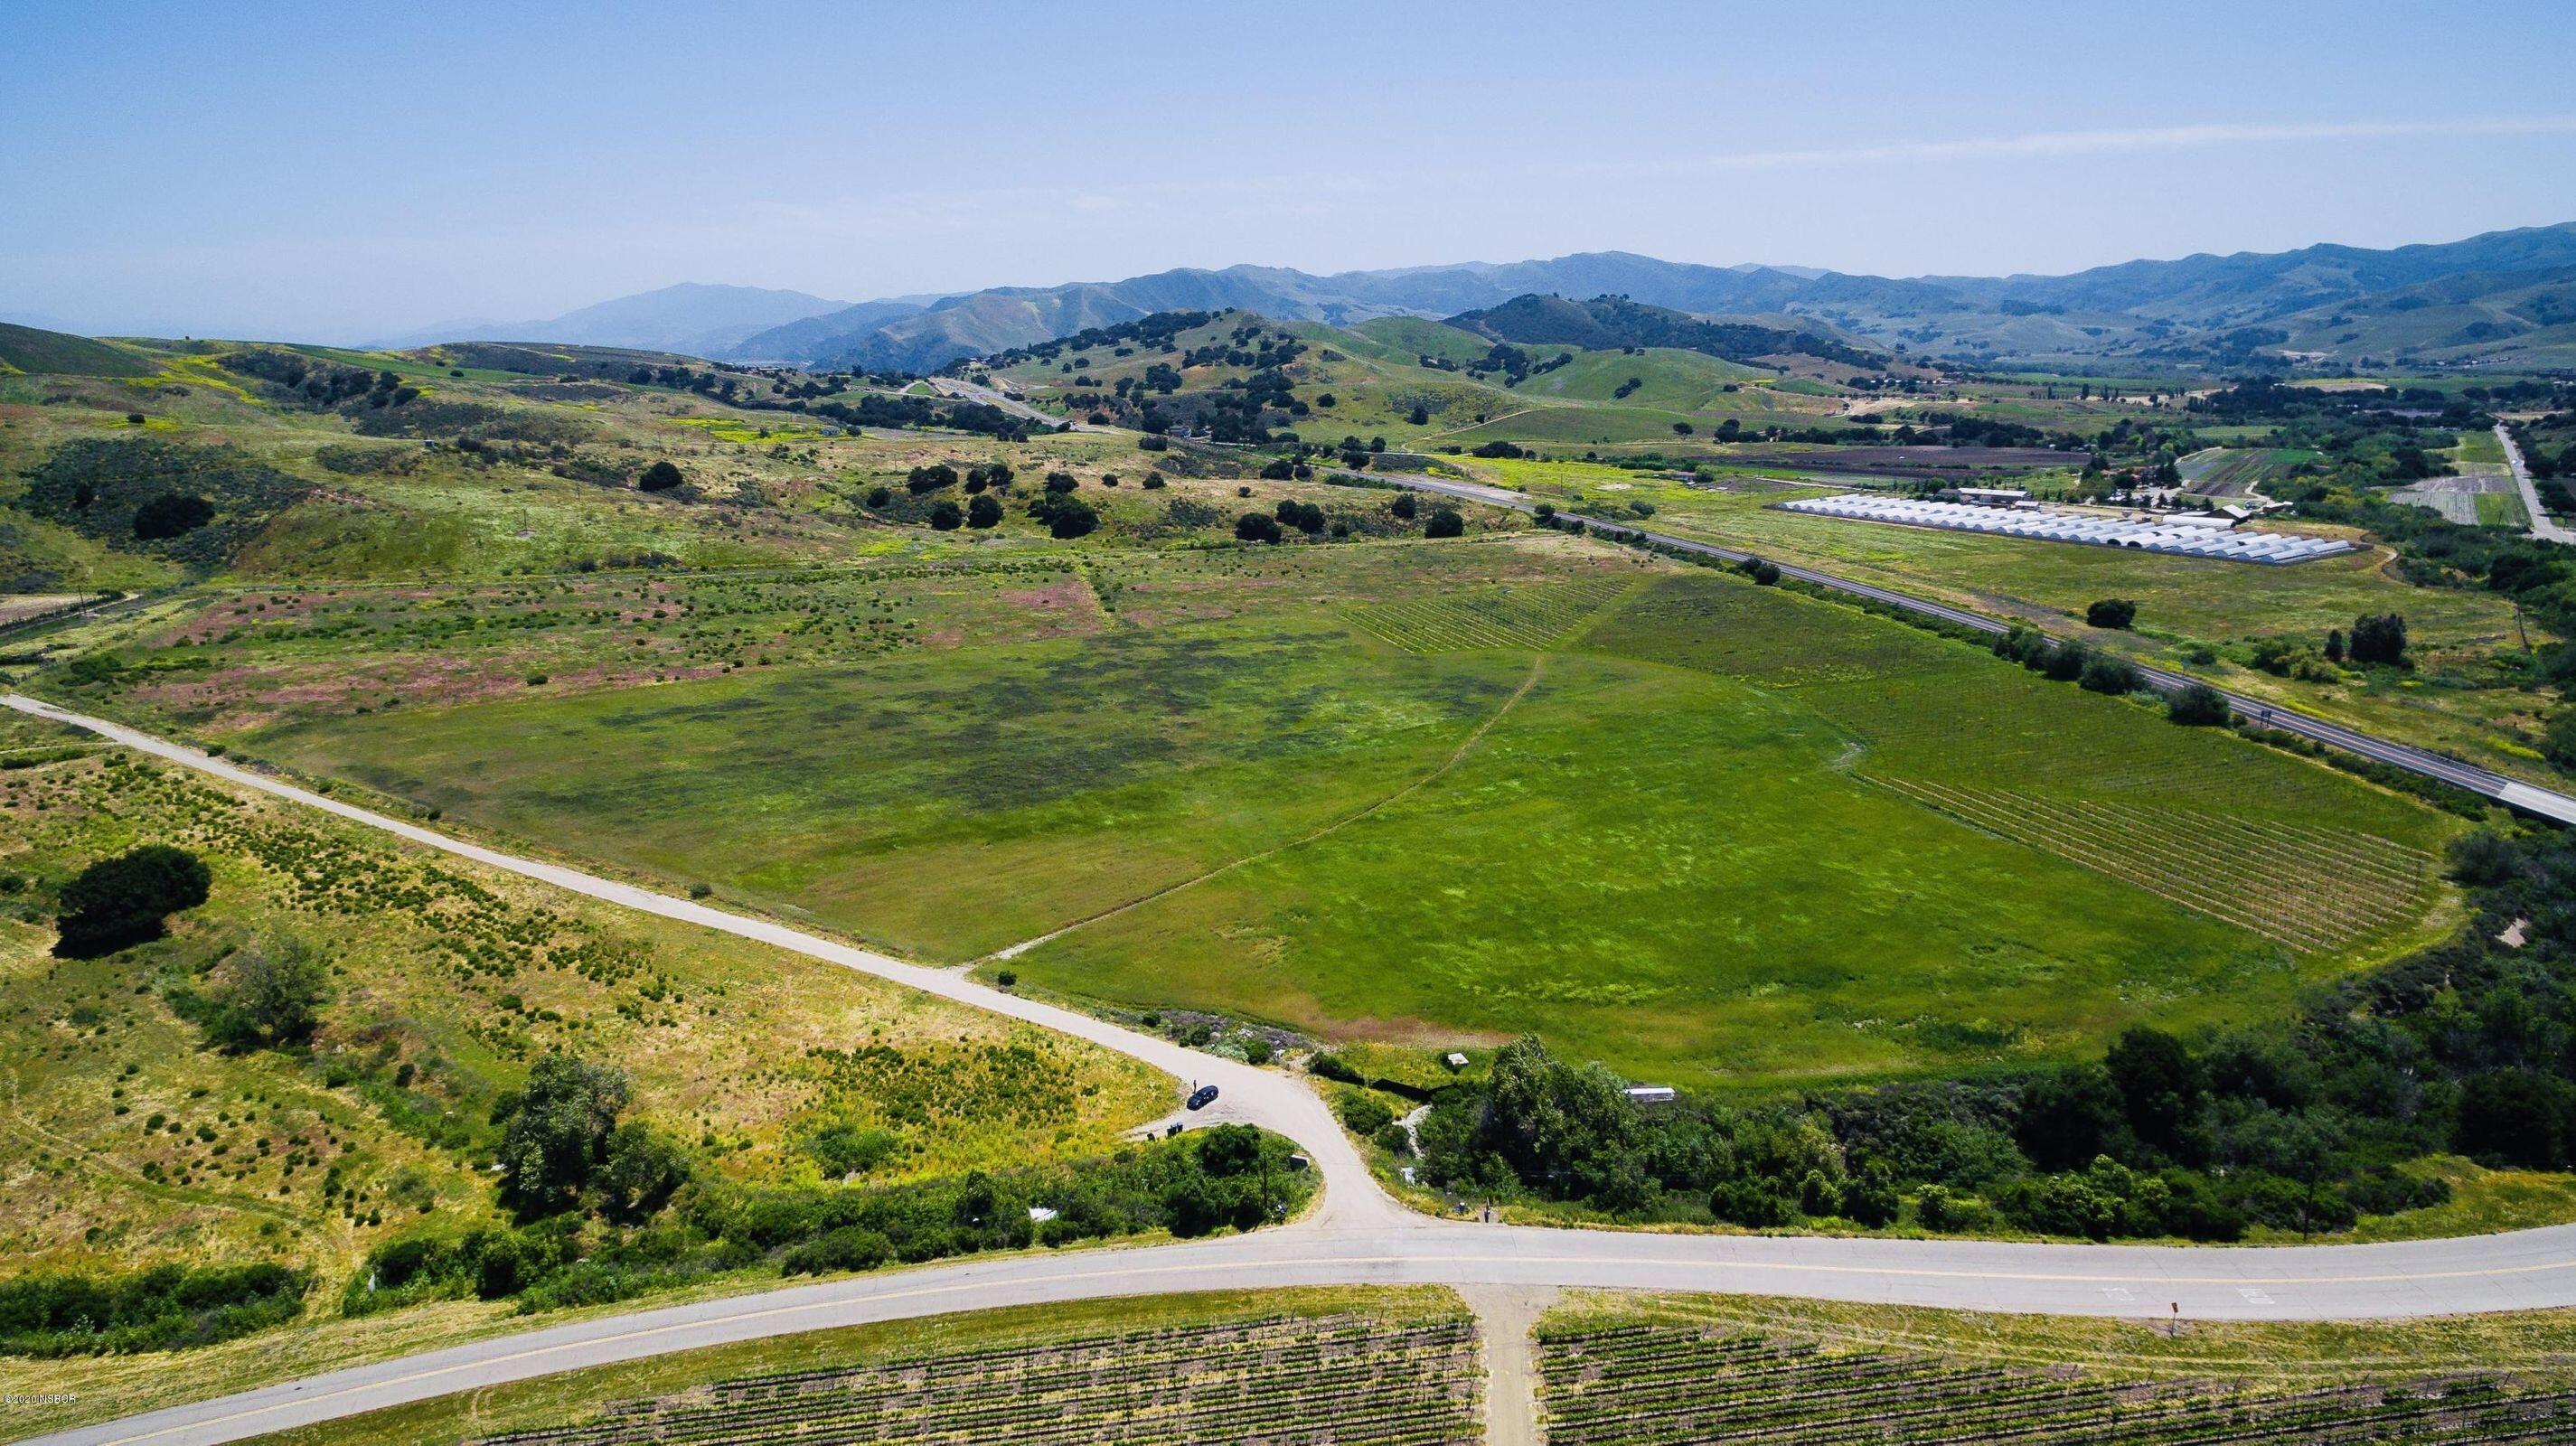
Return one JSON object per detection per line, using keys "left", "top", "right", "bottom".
{"left": 7, "top": 0, "right": 2575, "bottom": 342}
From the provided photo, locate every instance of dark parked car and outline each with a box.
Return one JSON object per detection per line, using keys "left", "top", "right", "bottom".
{"left": 1186, "top": 1084, "right": 1219, "bottom": 1111}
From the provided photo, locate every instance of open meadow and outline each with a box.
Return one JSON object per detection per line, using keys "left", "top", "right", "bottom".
{"left": 61, "top": 528, "right": 2464, "bottom": 1093}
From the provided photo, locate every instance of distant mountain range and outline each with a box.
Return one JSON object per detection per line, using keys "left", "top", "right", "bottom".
{"left": 376, "top": 224, "right": 2576, "bottom": 373}
{"left": 372, "top": 283, "right": 854, "bottom": 356}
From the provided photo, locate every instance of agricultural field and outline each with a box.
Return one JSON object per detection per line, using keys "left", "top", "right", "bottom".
{"left": 11, "top": 1289, "right": 1464, "bottom": 1444}
{"left": 2174, "top": 446, "right": 2318, "bottom": 496}
{"left": 1538, "top": 1315, "right": 2576, "bottom": 1445}
{"left": 30, "top": 531, "right": 2462, "bottom": 1093}
{"left": 1022, "top": 568, "right": 2454, "bottom": 1086}
{"left": 1453, "top": 455, "right": 2566, "bottom": 786}
{"left": 456, "top": 1308, "right": 1478, "bottom": 1446}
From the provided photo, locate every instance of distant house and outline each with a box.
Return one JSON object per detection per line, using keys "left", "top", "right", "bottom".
{"left": 1624, "top": 1085, "right": 1678, "bottom": 1106}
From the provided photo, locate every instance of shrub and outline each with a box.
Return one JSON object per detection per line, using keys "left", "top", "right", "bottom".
{"left": 132, "top": 493, "right": 215, "bottom": 540}
{"left": 2167, "top": 682, "right": 2231, "bottom": 727}
{"left": 1339, "top": 1093, "right": 1396, "bottom": 1134}
{"left": 496, "top": 1055, "right": 631, "bottom": 1216}
{"left": 53, "top": 844, "right": 212, "bottom": 958}
{"left": 596, "top": 1122, "right": 691, "bottom": 1220}
{"left": 1709, "top": 1178, "right": 1798, "bottom": 1227}
{"left": 1309, "top": 1052, "right": 1363, "bottom": 1084}
{"left": 1141, "top": 471, "right": 1167, "bottom": 490}
{"left": 2085, "top": 597, "right": 2137, "bottom": 629}
{"left": 780, "top": 1226, "right": 893, "bottom": 1277}
{"left": 2078, "top": 653, "right": 2142, "bottom": 695}
{"left": 205, "top": 932, "right": 331, "bottom": 1048}
{"left": 1235, "top": 512, "right": 1283, "bottom": 543}
{"left": 928, "top": 500, "right": 963, "bottom": 531}
{"left": 967, "top": 493, "right": 1003, "bottom": 528}
{"left": 1423, "top": 508, "right": 1464, "bottom": 539}
{"left": 1027, "top": 491, "right": 1099, "bottom": 539}
{"left": 2348, "top": 611, "right": 2408, "bottom": 666}
{"left": 637, "top": 460, "right": 685, "bottom": 493}
{"left": 2542, "top": 709, "right": 2576, "bottom": 770}
{"left": 0, "top": 1263, "right": 309, "bottom": 1357}
{"left": 1388, "top": 493, "right": 1418, "bottom": 520}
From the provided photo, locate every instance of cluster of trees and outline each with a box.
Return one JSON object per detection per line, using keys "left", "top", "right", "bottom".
{"left": 1990, "top": 625, "right": 2143, "bottom": 697}
{"left": 352, "top": 1118, "right": 1304, "bottom": 1317}
{"left": 221, "top": 350, "right": 418, "bottom": 412}
{"left": 977, "top": 310, "right": 1212, "bottom": 370}
{"left": 1465, "top": 344, "right": 1574, "bottom": 386}
{"left": 25, "top": 437, "right": 310, "bottom": 567}
{"left": 131, "top": 492, "right": 215, "bottom": 540}
{"left": 1896, "top": 411, "right": 2052, "bottom": 449}
{"left": 1411, "top": 823, "right": 2576, "bottom": 1242}
{"left": 1026, "top": 474, "right": 1099, "bottom": 539}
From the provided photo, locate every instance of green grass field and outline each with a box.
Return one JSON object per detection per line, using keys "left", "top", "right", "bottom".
{"left": 155, "top": 535, "right": 2462, "bottom": 1092}
{"left": 1454, "top": 455, "right": 2565, "bottom": 786}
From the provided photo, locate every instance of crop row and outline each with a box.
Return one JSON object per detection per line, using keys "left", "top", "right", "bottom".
{"left": 475, "top": 1314, "right": 1479, "bottom": 1446}
{"left": 1537, "top": 1325, "right": 2575, "bottom": 1445}
{"left": 1868, "top": 776, "right": 2426, "bottom": 952}
{"left": 1346, "top": 576, "right": 1636, "bottom": 653}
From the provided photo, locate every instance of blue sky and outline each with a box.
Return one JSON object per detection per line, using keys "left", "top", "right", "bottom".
{"left": 5, "top": 0, "right": 2573, "bottom": 340}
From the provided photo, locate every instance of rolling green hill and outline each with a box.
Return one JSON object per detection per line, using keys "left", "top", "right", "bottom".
{"left": 0, "top": 322, "right": 154, "bottom": 377}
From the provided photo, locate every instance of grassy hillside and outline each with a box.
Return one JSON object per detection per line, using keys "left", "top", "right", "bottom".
{"left": 0, "top": 323, "right": 155, "bottom": 378}
{"left": 0, "top": 743, "right": 1164, "bottom": 1300}
{"left": 0, "top": 330, "right": 1524, "bottom": 594}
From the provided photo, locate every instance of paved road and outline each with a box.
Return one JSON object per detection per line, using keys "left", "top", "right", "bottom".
{"left": 2499, "top": 422, "right": 2575, "bottom": 546}
{"left": 15, "top": 688, "right": 2576, "bottom": 1444}
{"left": 1383, "top": 471, "right": 2576, "bottom": 828}
{"left": 925, "top": 375, "right": 1108, "bottom": 432}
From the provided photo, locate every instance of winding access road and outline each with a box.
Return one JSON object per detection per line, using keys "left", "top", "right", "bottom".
{"left": 2499, "top": 421, "right": 2575, "bottom": 547}
{"left": 11, "top": 689, "right": 2576, "bottom": 1445}
{"left": 1377, "top": 471, "right": 2576, "bottom": 828}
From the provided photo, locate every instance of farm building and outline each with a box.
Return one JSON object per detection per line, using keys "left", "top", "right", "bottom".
{"left": 1778, "top": 493, "right": 2354, "bottom": 565}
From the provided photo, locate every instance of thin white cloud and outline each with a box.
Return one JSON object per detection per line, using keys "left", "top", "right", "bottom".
{"left": 1620, "top": 117, "right": 2576, "bottom": 178}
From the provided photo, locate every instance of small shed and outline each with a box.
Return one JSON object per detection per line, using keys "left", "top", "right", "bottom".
{"left": 1625, "top": 1085, "right": 1678, "bottom": 1106}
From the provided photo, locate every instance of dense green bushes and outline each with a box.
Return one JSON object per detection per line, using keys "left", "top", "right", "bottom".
{"left": 0, "top": 1263, "right": 308, "bottom": 1357}
{"left": 350, "top": 1124, "right": 1308, "bottom": 1317}
{"left": 1413, "top": 825, "right": 2576, "bottom": 1240}
{"left": 22, "top": 438, "right": 308, "bottom": 568}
